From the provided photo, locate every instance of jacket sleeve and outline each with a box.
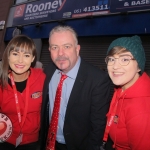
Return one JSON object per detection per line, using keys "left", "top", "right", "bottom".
{"left": 87, "top": 72, "right": 111, "bottom": 150}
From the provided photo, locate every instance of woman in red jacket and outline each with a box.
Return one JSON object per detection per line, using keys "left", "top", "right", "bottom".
{"left": 0, "top": 35, "right": 45, "bottom": 150}
{"left": 103, "top": 35, "right": 150, "bottom": 150}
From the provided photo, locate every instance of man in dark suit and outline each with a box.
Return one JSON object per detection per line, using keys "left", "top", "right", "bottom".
{"left": 40, "top": 25, "right": 111, "bottom": 150}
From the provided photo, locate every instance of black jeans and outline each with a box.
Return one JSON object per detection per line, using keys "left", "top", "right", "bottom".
{"left": 55, "top": 141, "right": 68, "bottom": 150}
{"left": 105, "top": 136, "right": 115, "bottom": 150}
{"left": 0, "top": 141, "right": 38, "bottom": 150}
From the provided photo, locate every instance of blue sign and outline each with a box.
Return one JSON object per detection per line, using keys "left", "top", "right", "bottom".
{"left": 13, "top": 0, "right": 110, "bottom": 26}
{"left": 110, "top": 0, "right": 150, "bottom": 13}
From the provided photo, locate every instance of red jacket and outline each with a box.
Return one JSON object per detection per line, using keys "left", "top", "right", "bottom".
{"left": 108, "top": 73, "right": 150, "bottom": 150}
{"left": 0, "top": 68, "right": 45, "bottom": 145}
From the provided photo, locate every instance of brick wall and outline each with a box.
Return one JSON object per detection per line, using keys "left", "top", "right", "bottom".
{"left": 0, "top": 0, "right": 13, "bottom": 59}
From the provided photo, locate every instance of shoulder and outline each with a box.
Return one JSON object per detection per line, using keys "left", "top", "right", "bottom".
{"left": 80, "top": 59, "right": 109, "bottom": 79}
{"left": 43, "top": 62, "right": 56, "bottom": 75}
{"left": 30, "top": 68, "right": 46, "bottom": 79}
{"left": 35, "top": 61, "right": 43, "bottom": 69}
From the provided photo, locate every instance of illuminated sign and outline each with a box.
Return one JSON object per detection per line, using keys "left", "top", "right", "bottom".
{"left": 110, "top": 0, "right": 150, "bottom": 13}
{"left": 13, "top": 0, "right": 110, "bottom": 25}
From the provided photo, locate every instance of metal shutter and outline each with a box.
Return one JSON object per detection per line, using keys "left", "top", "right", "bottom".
{"left": 141, "top": 36, "right": 150, "bottom": 73}
{"left": 40, "top": 35, "right": 150, "bottom": 99}
{"left": 40, "top": 39, "right": 52, "bottom": 69}
{"left": 40, "top": 35, "right": 150, "bottom": 72}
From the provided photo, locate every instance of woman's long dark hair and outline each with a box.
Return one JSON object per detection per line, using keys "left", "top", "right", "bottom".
{"left": 0, "top": 35, "right": 37, "bottom": 89}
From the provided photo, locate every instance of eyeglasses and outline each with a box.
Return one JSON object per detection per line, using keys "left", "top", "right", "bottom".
{"left": 105, "top": 55, "right": 135, "bottom": 66}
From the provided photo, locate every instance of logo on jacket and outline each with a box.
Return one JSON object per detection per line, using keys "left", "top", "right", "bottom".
{"left": 0, "top": 113, "right": 13, "bottom": 143}
{"left": 113, "top": 115, "right": 119, "bottom": 124}
{"left": 31, "top": 91, "right": 42, "bottom": 99}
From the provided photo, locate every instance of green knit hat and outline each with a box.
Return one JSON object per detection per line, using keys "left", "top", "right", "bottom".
{"left": 107, "top": 35, "right": 146, "bottom": 73}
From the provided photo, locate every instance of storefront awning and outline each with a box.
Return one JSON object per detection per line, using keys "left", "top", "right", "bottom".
{"left": 4, "top": 11, "right": 150, "bottom": 41}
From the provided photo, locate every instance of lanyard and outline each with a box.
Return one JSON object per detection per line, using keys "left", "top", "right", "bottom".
{"left": 10, "top": 72, "right": 30, "bottom": 128}
{"left": 103, "top": 91, "right": 118, "bottom": 142}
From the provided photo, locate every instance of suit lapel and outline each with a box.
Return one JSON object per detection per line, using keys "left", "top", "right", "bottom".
{"left": 43, "top": 63, "right": 56, "bottom": 100}
{"left": 65, "top": 60, "right": 88, "bottom": 121}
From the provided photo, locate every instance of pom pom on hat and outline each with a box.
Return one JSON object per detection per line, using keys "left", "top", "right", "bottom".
{"left": 107, "top": 35, "right": 146, "bottom": 73}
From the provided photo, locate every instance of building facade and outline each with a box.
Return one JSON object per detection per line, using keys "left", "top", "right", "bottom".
{"left": 2, "top": 0, "right": 150, "bottom": 71}
{"left": 0, "top": 0, "right": 13, "bottom": 59}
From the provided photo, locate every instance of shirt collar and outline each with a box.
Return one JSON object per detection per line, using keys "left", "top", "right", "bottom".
{"left": 56, "top": 56, "right": 81, "bottom": 80}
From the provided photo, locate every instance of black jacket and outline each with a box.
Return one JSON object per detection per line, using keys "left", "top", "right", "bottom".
{"left": 40, "top": 59, "right": 111, "bottom": 150}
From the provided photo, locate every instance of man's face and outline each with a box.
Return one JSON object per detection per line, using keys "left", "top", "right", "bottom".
{"left": 49, "top": 31, "right": 80, "bottom": 73}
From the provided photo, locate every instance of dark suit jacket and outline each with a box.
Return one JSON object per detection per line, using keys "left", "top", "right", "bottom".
{"left": 40, "top": 58, "right": 111, "bottom": 150}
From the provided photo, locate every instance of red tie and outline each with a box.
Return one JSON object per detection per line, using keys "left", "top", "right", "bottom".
{"left": 46, "top": 73, "right": 67, "bottom": 150}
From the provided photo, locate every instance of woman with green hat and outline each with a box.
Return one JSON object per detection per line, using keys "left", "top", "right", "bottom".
{"left": 103, "top": 35, "right": 150, "bottom": 149}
